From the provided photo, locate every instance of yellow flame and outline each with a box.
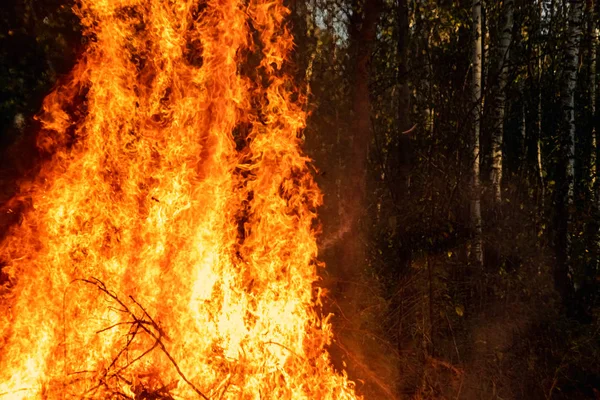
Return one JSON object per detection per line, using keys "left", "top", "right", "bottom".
{"left": 0, "top": 0, "right": 360, "bottom": 398}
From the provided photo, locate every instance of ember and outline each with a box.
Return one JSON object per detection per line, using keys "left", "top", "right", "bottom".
{"left": 0, "top": 1, "right": 359, "bottom": 398}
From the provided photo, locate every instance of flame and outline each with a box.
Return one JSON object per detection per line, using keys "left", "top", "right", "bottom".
{"left": 0, "top": 1, "right": 359, "bottom": 398}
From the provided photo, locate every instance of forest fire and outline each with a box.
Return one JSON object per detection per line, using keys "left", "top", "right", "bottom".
{"left": 0, "top": 0, "right": 359, "bottom": 398}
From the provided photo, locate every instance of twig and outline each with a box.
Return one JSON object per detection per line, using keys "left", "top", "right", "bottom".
{"left": 335, "top": 340, "right": 397, "bottom": 400}
{"left": 264, "top": 341, "right": 305, "bottom": 361}
{"left": 96, "top": 321, "right": 137, "bottom": 334}
{"left": 455, "top": 373, "right": 464, "bottom": 400}
{"left": 79, "top": 278, "right": 211, "bottom": 400}
{"left": 444, "top": 311, "right": 462, "bottom": 364}
{"left": 425, "top": 356, "right": 463, "bottom": 376}
{"left": 402, "top": 124, "right": 417, "bottom": 134}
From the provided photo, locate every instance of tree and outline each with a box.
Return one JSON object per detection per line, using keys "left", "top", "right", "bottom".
{"left": 595, "top": 0, "right": 600, "bottom": 271}
{"left": 471, "top": 0, "right": 483, "bottom": 266}
{"left": 587, "top": 0, "right": 600, "bottom": 271}
{"left": 556, "top": 0, "right": 584, "bottom": 303}
{"left": 490, "top": 0, "right": 514, "bottom": 204}
{"left": 339, "top": 0, "right": 382, "bottom": 287}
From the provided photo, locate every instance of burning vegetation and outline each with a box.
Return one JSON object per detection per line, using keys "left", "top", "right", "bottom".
{"left": 0, "top": 0, "right": 359, "bottom": 398}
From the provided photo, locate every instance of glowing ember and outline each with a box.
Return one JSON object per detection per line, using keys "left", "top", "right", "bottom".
{"left": 0, "top": 1, "right": 359, "bottom": 398}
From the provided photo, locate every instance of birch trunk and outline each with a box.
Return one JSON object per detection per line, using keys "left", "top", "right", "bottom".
{"left": 490, "top": 0, "right": 514, "bottom": 203}
{"left": 471, "top": 0, "right": 483, "bottom": 266}
{"left": 557, "top": 0, "right": 584, "bottom": 300}
{"left": 531, "top": 0, "right": 545, "bottom": 218}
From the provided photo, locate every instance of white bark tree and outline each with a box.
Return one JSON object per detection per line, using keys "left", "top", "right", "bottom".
{"left": 490, "top": 0, "right": 514, "bottom": 204}
{"left": 471, "top": 0, "right": 483, "bottom": 265}
{"left": 558, "top": 0, "right": 584, "bottom": 296}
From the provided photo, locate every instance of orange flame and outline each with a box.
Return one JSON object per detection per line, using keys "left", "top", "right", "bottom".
{"left": 0, "top": 1, "right": 359, "bottom": 398}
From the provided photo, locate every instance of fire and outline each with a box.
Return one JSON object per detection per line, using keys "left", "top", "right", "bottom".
{"left": 0, "top": 1, "right": 359, "bottom": 398}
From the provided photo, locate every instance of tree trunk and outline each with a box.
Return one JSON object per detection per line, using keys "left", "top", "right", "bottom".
{"left": 537, "top": 26, "right": 546, "bottom": 213}
{"left": 397, "top": 0, "right": 411, "bottom": 137}
{"left": 394, "top": 0, "right": 411, "bottom": 255}
{"left": 527, "top": 0, "right": 545, "bottom": 223}
{"left": 590, "top": 0, "right": 600, "bottom": 272}
{"left": 490, "top": 0, "right": 514, "bottom": 204}
{"left": 590, "top": 1, "right": 597, "bottom": 195}
{"left": 557, "top": 0, "right": 584, "bottom": 303}
{"left": 340, "top": 0, "right": 380, "bottom": 281}
{"left": 331, "top": 0, "right": 384, "bottom": 394}
{"left": 471, "top": 0, "right": 483, "bottom": 266}
{"left": 393, "top": 0, "right": 413, "bottom": 385}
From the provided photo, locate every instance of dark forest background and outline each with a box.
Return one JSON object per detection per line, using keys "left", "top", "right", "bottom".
{"left": 1, "top": 0, "right": 600, "bottom": 399}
